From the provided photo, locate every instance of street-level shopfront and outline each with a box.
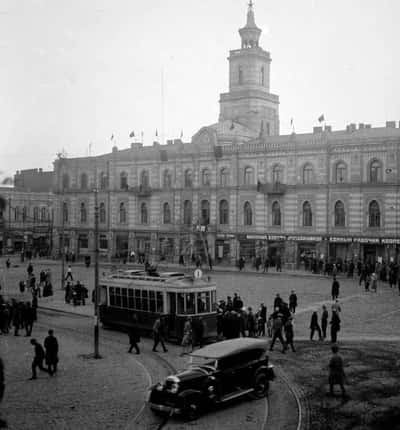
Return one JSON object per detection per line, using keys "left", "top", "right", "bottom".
{"left": 215, "top": 234, "right": 235, "bottom": 263}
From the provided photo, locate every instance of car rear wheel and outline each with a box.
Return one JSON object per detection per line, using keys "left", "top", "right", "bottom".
{"left": 252, "top": 372, "right": 269, "bottom": 398}
{"left": 182, "top": 394, "right": 202, "bottom": 421}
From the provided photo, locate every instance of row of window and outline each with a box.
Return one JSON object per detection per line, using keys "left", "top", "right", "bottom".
{"left": 13, "top": 206, "right": 49, "bottom": 223}
{"left": 61, "top": 159, "right": 387, "bottom": 191}
{"left": 63, "top": 199, "right": 383, "bottom": 228}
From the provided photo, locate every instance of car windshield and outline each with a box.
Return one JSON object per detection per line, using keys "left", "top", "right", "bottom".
{"left": 189, "top": 356, "right": 218, "bottom": 370}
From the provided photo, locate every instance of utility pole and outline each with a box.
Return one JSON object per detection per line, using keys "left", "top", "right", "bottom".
{"left": 93, "top": 188, "right": 101, "bottom": 358}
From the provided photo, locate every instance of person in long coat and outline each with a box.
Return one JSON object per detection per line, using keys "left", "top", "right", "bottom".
{"left": 328, "top": 345, "right": 347, "bottom": 397}
{"left": 44, "top": 329, "right": 59, "bottom": 374}
{"left": 128, "top": 315, "right": 140, "bottom": 354}
{"left": 310, "top": 311, "right": 322, "bottom": 341}
{"left": 330, "top": 310, "right": 341, "bottom": 343}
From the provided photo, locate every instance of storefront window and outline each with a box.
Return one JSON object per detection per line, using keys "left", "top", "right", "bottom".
{"left": 186, "top": 293, "right": 195, "bottom": 314}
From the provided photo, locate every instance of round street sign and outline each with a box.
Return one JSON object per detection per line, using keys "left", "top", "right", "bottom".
{"left": 194, "top": 268, "right": 203, "bottom": 279}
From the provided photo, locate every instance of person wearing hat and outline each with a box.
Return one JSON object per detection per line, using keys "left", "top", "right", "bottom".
{"left": 269, "top": 312, "right": 287, "bottom": 353}
{"left": 289, "top": 290, "right": 298, "bottom": 314}
{"left": 328, "top": 345, "right": 347, "bottom": 398}
{"left": 29, "top": 338, "right": 51, "bottom": 380}
{"left": 284, "top": 316, "right": 296, "bottom": 352}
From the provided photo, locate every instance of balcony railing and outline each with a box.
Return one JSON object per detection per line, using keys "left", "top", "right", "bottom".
{"left": 257, "top": 182, "right": 287, "bottom": 195}
{"left": 131, "top": 185, "right": 152, "bottom": 197}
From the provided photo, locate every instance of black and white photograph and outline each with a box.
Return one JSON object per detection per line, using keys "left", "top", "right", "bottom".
{"left": 1, "top": 1, "right": 400, "bottom": 429}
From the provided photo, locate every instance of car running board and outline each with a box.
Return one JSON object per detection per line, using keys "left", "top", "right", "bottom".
{"left": 219, "top": 388, "right": 254, "bottom": 403}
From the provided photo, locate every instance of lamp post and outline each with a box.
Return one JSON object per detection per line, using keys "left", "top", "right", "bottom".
{"left": 93, "top": 188, "right": 101, "bottom": 358}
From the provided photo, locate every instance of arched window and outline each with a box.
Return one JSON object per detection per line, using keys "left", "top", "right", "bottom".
{"left": 22, "top": 207, "right": 27, "bottom": 222}
{"left": 369, "top": 200, "right": 380, "bottom": 227}
{"left": 272, "top": 165, "right": 283, "bottom": 185}
{"left": 99, "top": 202, "right": 106, "bottom": 223}
{"left": 63, "top": 202, "right": 68, "bottom": 222}
{"left": 62, "top": 173, "right": 69, "bottom": 190}
{"left": 244, "top": 167, "right": 254, "bottom": 185}
{"left": 303, "top": 201, "right": 312, "bottom": 227}
{"left": 119, "top": 202, "right": 126, "bottom": 223}
{"left": 369, "top": 160, "right": 382, "bottom": 183}
{"left": 80, "top": 203, "right": 87, "bottom": 223}
{"left": 80, "top": 173, "right": 88, "bottom": 190}
{"left": 219, "top": 200, "right": 229, "bottom": 225}
{"left": 120, "top": 172, "right": 128, "bottom": 190}
{"left": 272, "top": 201, "right": 281, "bottom": 226}
{"left": 183, "top": 200, "right": 192, "bottom": 225}
{"left": 33, "top": 207, "right": 39, "bottom": 221}
{"left": 302, "top": 164, "right": 313, "bottom": 184}
{"left": 163, "top": 170, "right": 172, "bottom": 188}
{"left": 202, "top": 169, "right": 210, "bottom": 186}
{"left": 238, "top": 66, "right": 243, "bottom": 85}
{"left": 140, "top": 170, "right": 149, "bottom": 188}
{"left": 14, "top": 206, "right": 20, "bottom": 222}
{"left": 140, "top": 202, "right": 148, "bottom": 224}
{"left": 334, "top": 201, "right": 345, "bottom": 227}
{"left": 99, "top": 172, "right": 108, "bottom": 190}
{"left": 336, "top": 162, "right": 347, "bottom": 183}
{"left": 244, "top": 201, "right": 252, "bottom": 225}
{"left": 184, "top": 169, "right": 193, "bottom": 188}
{"left": 163, "top": 202, "right": 171, "bottom": 224}
{"left": 201, "top": 200, "right": 210, "bottom": 225}
{"left": 40, "top": 207, "right": 47, "bottom": 221}
{"left": 220, "top": 168, "right": 229, "bottom": 186}
{"left": 261, "top": 66, "right": 265, "bottom": 86}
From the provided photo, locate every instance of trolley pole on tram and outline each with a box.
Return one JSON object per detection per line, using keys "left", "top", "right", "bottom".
{"left": 94, "top": 188, "right": 101, "bottom": 359}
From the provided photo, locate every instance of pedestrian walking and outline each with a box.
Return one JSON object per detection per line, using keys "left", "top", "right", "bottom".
{"left": 247, "top": 307, "right": 256, "bottom": 337}
{"left": 23, "top": 302, "right": 35, "bottom": 336}
{"left": 284, "top": 317, "right": 296, "bottom": 352}
{"left": 29, "top": 339, "right": 51, "bottom": 379}
{"left": 330, "top": 310, "right": 341, "bottom": 343}
{"left": 152, "top": 317, "right": 167, "bottom": 353}
{"left": 273, "top": 293, "right": 283, "bottom": 311}
{"left": 258, "top": 303, "right": 267, "bottom": 336}
{"left": 0, "top": 357, "right": 6, "bottom": 429}
{"left": 263, "top": 256, "right": 269, "bottom": 273}
{"left": 371, "top": 272, "right": 378, "bottom": 292}
{"left": 331, "top": 276, "right": 340, "bottom": 300}
{"left": 180, "top": 317, "right": 193, "bottom": 356}
{"left": 27, "top": 262, "right": 33, "bottom": 276}
{"left": 310, "top": 311, "right": 322, "bottom": 341}
{"left": 128, "top": 317, "right": 140, "bottom": 354}
{"left": 321, "top": 305, "right": 329, "bottom": 340}
{"left": 65, "top": 265, "right": 73, "bottom": 281}
{"left": 289, "top": 290, "right": 297, "bottom": 314}
{"left": 44, "top": 329, "right": 59, "bottom": 374}
{"left": 269, "top": 312, "right": 287, "bottom": 353}
{"left": 5, "top": 258, "right": 10, "bottom": 269}
{"left": 328, "top": 345, "right": 347, "bottom": 398}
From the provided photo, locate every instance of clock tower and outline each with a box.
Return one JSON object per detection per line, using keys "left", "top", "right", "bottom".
{"left": 219, "top": 1, "right": 280, "bottom": 136}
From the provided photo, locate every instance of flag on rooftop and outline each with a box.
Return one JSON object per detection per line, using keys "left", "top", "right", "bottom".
{"left": 110, "top": 134, "right": 114, "bottom": 140}
{"left": 129, "top": 131, "right": 135, "bottom": 138}
{"left": 318, "top": 114, "right": 325, "bottom": 123}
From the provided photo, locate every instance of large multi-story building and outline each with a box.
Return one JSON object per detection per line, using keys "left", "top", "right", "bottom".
{"left": 0, "top": 169, "right": 54, "bottom": 254}
{"left": 53, "top": 4, "right": 400, "bottom": 268}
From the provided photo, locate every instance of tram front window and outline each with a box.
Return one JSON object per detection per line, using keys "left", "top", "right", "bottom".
{"left": 186, "top": 292, "right": 195, "bottom": 314}
{"left": 197, "top": 292, "right": 210, "bottom": 313}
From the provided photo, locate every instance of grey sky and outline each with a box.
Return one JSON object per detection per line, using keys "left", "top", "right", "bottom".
{"left": 1, "top": 0, "right": 399, "bottom": 178}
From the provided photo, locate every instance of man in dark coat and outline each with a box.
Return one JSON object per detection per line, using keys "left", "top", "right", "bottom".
{"left": 289, "top": 290, "right": 298, "bottom": 314}
{"left": 273, "top": 294, "right": 283, "bottom": 311}
{"left": 310, "top": 311, "right": 322, "bottom": 341}
{"left": 44, "top": 329, "right": 59, "bottom": 374}
{"left": 152, "top": 317, "right": 167, "bottom": 352}
{"left": 331, "top": 276, "right": 340, "bottom": 300}
{"left": 128, "top": 315, "right": 140, "bottom": 354}
{"left": 321, "top": 305, "right": 329, "bottom": 340}
{"left": 330, "top": 310, "right": 341, "bottom": 343}
{"left": 0, "top": 357, "right": 6, "bottom": 428}
{"left": 328, "top": 345, "right": 347, "bottom": 397}
{"left": 30, "top": 339, "right": 50, "bottom": 379}
{"left": 24, "top": 302, "right": 35, "bottom": 336}
{"left": 269, "top": 313, "right": 287, "bottom": 352}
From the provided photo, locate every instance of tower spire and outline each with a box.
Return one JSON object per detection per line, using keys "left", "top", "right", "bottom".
{"left": 239, "top": 1, "right": 262, "bottom": 48}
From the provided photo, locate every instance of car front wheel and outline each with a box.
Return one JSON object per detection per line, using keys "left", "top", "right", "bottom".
{"left": 182, "top": 394, "right": 202, "bottom": 421}
{"left": 252, "top": 372, "right": 269, "bottom": 398}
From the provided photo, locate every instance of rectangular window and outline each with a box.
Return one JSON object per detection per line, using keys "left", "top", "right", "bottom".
{"left": 197, "top": 292, "right": 211, "bottom": 313}
{"left": 135, "top": 289, "right": 141, "bottom": 310}
{"left": 177, "top": 293, "right": 185, "bottom": 314}
{"left": 128, "top": 289, "right": 134, "bottom": 309}
{"left": 149, "top": 290, "right": 156, "bottom": 312}
{"left": 142, "top": 290, "right": 148, "bottom": 311}
{"left": 99, "top": 235, "right": 108, "bottom": 249}
{"left": 156, "top": 292, "right": 163, "bottom": 313}
{"left": 79, "top": 235, "right": 88, "bottom": 249}
{"left": 186, "top": 293, "right": 195, "bottom": 314}
{"left": 211, "top": 291, "right": 217, "bottom": 311}
{"left": 109, "top": 287, "right": 115, "bottom": 306}
{"left": 121, "top": 288, "right": 128, "bottom": 308}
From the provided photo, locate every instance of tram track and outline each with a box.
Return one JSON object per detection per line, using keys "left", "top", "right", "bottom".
{"left": 37, "top": 308, "right": 301, "bottom": 430}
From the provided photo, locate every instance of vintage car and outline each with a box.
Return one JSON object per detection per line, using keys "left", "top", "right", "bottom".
{"left": 148, "top": 338, "right": 275, "bottom": 420}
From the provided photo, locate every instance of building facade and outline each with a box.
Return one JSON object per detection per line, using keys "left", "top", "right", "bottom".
{"left": 52, "top": 4, "right": 400, "bottom": 268}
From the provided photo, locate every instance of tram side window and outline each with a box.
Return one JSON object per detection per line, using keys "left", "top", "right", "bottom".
{"left": 109, "top": 287, "right": 115, "bottom": 306}
{"left": 135, "top": 289, "right": 141, "bottom": 310}
{"left": 211, "top": 290, "right": 217, "bottom": 311}
{"left": 121, "top": 288, "right": 128, "bottom": 308}
{"left": 128, "top": 289, "right": 134, "bottom": 308}
{"left": 142, "top": 290, "right": 149, "bottom": 311}
{"left": 156, "top": 292, "right": 163, "bottom": 313}
{"left": 149, "top": 291, "right": 156, "bottom": 312}
{"left": 186, "top": 293, "right": 195, "bottom": 314}
{"left": 197, "top": 292, "right": 210, "bottom": 313}
{"left": 115, "top": 288, "right": 122, "bottom": 307}
{"left": 177, "top": 293, "right": 185, "bottom": 314}
{"left": 168, "top": 292, "right": 177, "bottom": 314}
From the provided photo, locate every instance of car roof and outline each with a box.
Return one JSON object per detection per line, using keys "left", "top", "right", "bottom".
{"left": 190, "top": 338, "right": 269, "bottom": 359}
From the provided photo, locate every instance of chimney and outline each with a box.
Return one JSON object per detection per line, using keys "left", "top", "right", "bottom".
{"left": 365, "top": 124, "right": 371, "bottom": 129}
{"left": 313, "top": 126, "right": 323, "bottom": 133}
{"left": 324, "top": 125, "right": 332, "bottom": 132}
{"left": 112, "top": 145, "right": 118, "bottom": 153}
{"left": 350, "top": 123, "right": 356, "bottom": 132}
{"left": 166, "top": 139, "right": 173, "bottom": 145}
{"left": 386, "top": 121, "right": 396, "bottom": 128}
{"left": 358, "top": 123, "right": 364, "bottom": 130}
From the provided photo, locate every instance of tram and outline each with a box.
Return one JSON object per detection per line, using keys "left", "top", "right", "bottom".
{"left": 98, "top": 269, "right": 218, "bottom": 341}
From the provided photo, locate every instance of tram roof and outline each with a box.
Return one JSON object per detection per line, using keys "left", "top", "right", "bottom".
{"left": 191, "top": 338, "right": 269, "bottom": 359}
